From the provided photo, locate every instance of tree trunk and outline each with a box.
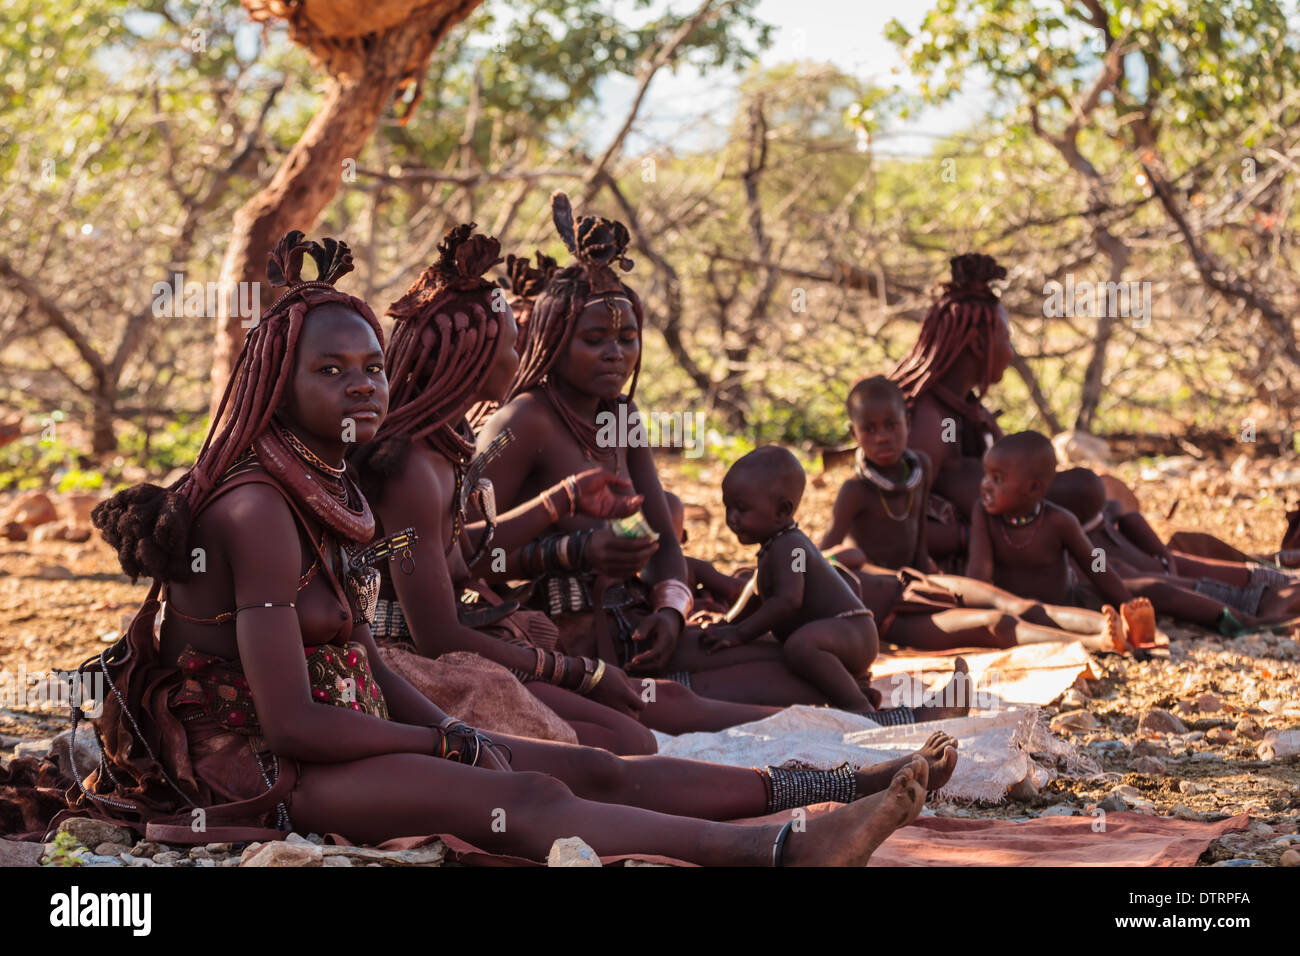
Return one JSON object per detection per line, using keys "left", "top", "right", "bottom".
{"left": 211, "top": 2, "right": 482, "bottom": 415}
{"left": 1074, "top": 230, "right": 1129, "bottom": 432}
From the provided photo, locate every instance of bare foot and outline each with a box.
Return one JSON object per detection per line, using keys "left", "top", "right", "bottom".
{"left": 1087, "top": 605, "right": 1128, "bottom": 654}
{"left": 783, "top": 756, "right": 928, "bottom": 866}
{"left": 1120, "top": 597, "right": 1157, "bottom": 648}
{"left": 913, "top": 657, "right": 972, "bottom": 722}
{"left": 853, "top": 731, "right": 960, "bottom": 795}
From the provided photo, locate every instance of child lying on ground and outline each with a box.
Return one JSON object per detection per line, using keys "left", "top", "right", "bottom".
{"left": 966, "top": 431, "right": 1157, "bottom": 651}
{"left": 820, "top": 376, "right": 939, "bottom": 572}
{"left": 702, "top": 445, "right": 971, "bottom": 716}
{"left": 1047, "top": 467, "right": 1300, "bottom": 634}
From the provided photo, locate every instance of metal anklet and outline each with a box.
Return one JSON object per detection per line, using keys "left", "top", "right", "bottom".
{"left": 771, "top": 820, "right": 794, "bottom": 867}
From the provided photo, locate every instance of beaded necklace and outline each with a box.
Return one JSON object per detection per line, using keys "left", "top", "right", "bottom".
{"left": 856, "top": 449, "right": 920, "bottom": 522}
{"left": 997, "top": 502, "right": 1044, "bottom": 550}
{"left": 757, "top": 522, "right": 799, "bottom": 559}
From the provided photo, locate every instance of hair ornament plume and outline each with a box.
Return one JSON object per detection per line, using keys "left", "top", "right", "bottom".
{"left": 499, "top": 251, "right": 558, "bottom": 300}
{"left": 549, "top": 191, "right": 633, "bottom": 292}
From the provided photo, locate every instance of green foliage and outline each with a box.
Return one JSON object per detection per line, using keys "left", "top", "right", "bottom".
{"left": 42, "top": 831, "right": 84, "bottom": 867}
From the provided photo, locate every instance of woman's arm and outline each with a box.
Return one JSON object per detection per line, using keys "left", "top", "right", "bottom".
{"left": 964, "top": 501, "right": 994, "bottom": 582}
{"left": 211, "top": 485, "right": 437, "bottom": 763}
{"left": 374, "top": 446, "right": 550, "bottom": 676}
{"left": 912, "top": 451, "right": 940, "bottom": 573}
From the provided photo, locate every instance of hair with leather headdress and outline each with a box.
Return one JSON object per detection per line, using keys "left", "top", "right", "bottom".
{"left": 495, "top": 193, "right": 645, "bottom": 459}
{"left": 498, "top": 250, "right": 558, "bottom": 332}
{"left": 351, "top": 223, "right": 505, "bottom": 487}
{"left": 92, "top": 231, "right": 384, "bottom": 581}
{"left": 889, "top": 252, "right": 1008, "bottom": 404}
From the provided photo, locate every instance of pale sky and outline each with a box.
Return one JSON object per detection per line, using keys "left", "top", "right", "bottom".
{"left": 587, "top": 0, "right": 995, "bottom": 157}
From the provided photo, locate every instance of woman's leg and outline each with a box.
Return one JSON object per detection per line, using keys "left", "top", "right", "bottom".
{"left": 888, "top": 606, "right": 1122, "bottom": 654}
{"left": 926, "top": 573, "right": 1108, "bottom": 634}
{"left": 494, "top": 727, "right": 959, "bottom": 819}
{"left": 525, "top": 682, "right": 658, "bottom": 756}
{"left": 637, "top": 679, "right": 781, "bottom": 735}
{"left": 290, "top": 751, "right": 929, "bottom": 865}
{"left": 687, "top": 660, "right": 831, "bottom": 707}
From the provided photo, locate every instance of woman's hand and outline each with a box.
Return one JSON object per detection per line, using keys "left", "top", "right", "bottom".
{"left": 584, "top": 527, "right": 659, "bottom": 578}
{"left": 625, "top": 608, "right": 682, "bottom": 674}
{"left": 588, "top": 663, "right": 647, "bottom": 717}
{"left": 570, "top": 468, "right": 643, "bottom": 519}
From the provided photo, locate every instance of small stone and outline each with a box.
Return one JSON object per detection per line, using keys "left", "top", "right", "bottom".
{"left": 1235, "top": 717, "right": 1264, "bottom": 740}
{"left": 1179, "top": 780, "right": 1210, "bottom": 794}
{"left": 1247, "top": 821, "right": 1274, "bottom": 836}
{"left": 1133, "top": 739, "right": 1168, "bottom": 757}
{"left": 1169, "top": 804, "right": 1202, "bottom": 821}
{"left": 547, "top": 836, "right": 601, "bottom": 867}
{"left": 1050, "top": 710, "right": 1098, "bottom": 733}
{"left": 1039, "top": 805, "right": 1077, "bottom": 817}
{"left": 1139, "top": 709, "right": 1188, "bottom": 735}
{"left": 57, "top": 817, "right": 132, "bottom": 849}
{"left": 240, "top": 841, "right": 323, "bottom": 867}
{"left": 35, "top": 564, "right": 73, "bottom": 580}
{"left": 14, "top": 738, "right": 54, "bottom": 759}
{"left": 1098, "top": 793, "right": 1128, "bottom": 813}
{"left": 131, "top": 841, "right": 162, "bottom": 857}
{"left": 1274, "top": 640, "right": 1300, "bottom": 660}
{"left": 1061, "top": 690, "right": 1088, "bottom": 709}
{"left": 10, "top": 491, "right": 57, "bottom": 527}
{"left": 51, "top": 726, "right": 101, "bottom": 779}
{"left": 284, "top": 832, "right": 313, "bottom": 845}
{"left": 1280, "top": 849, "right": 1300, "bottom": 867}
{"left": 1196, "top": 692, "right": 1224, "bottom": 713}
{"left": 204, "top": 842, "right": 232, "bottom": 854}
{"left": 152, "top": 850, "right": 183, "bottom": 865}
{"left": 1176, "top": 699, "right": 1196, "bottom": 715}
{"left": 93, "top": 842, "right": 132, "bottom": 857}
{"left": 2, "top": 521, "right": 27, "bottom": 541}
{"left": 1205, "top": 727, "right": 1233, "bottom": 745}
{"left": 188, "top": 847, "right": 212, "bottom": 861}
{"left": 0, "top": 837, "right": 44, "bottom": 867}
{"left": 1182, "top": 730, "right": 1205, "bottom": 742}
{"left": 1257, "top": 729, "right": 1300, "bottom": 760}
{"left": 322, "top": 856, "right": 353, "bottom": 867}
{"left": 1132, "top": 756, "right": 1166, "bottom": 775}
{"left": 1190, "top": 752, "right": 1221, "bottom": 763}
{"left": 1213, "top": 858, "right": 1264, "bottom": 867}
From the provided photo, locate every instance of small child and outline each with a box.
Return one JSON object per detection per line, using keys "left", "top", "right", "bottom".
{"left": 966, "top": 432, "right": 1157, "bottom": 650}
{"left": 662, "top": 490, "right": 748, "bottom": 614}
{"left": 1048, "top": 468, "right": 1300, "bottom": 634}
{"left": 820, "top": 376, "right": 939, "bottom": 572}
{"left": 703, "top": 445, "right": 970, "bottom": 717}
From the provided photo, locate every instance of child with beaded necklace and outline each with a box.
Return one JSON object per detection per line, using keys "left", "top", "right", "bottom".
{"left": 967, "top": 432, "right": 1157, "bottom": 651}
{"left": 705, "top": 445, "right": 972, "bottom": 719}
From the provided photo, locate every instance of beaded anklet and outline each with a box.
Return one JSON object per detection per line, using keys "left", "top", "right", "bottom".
{"left": 759, "top": 762, "right": 856, "bottom": 813}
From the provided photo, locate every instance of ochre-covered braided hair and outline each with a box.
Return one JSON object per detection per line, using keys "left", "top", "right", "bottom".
{"left": 499, "top": 192, "right": 646, "bottom": 410}
{"left": 890, "top": 252, "right": 1008, "bottom": 405}
{"left": 91, "top": 232, "right": 384, "bottom": 582}
{"left": 498, "top": 250, "right": 558, "bottom": 332}
{"left": 351, "top": 223, "right": 504, "bottom": 489}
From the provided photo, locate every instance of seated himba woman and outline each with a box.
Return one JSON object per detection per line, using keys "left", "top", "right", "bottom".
{"left": 350, "top": 224, "right": 780, "bottom": 747}
{"left": 474, "top": 193, "right": 963, "bottom": 717}
{"left": 72, "top": 229, "right": 957, "bottom": 865}
{"left": 820, "top": 376, "right": 1137, "bottom": 654}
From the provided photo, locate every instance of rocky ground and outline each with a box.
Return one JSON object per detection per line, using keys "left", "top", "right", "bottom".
{"left": 2, "top": 451, "right": 1299, "bottom": 867}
